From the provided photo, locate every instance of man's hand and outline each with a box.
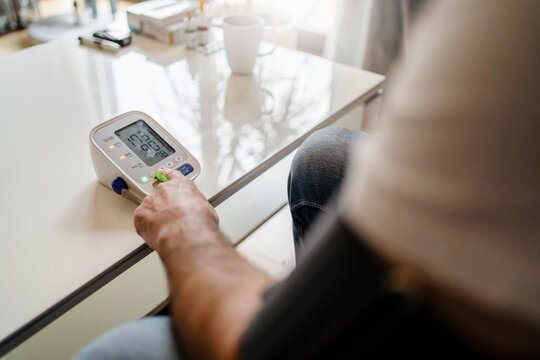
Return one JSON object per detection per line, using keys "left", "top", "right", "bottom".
{"left": 135, "top": 170, "right": 270, "bottom": 360}
{"left": 134, "top": 169, "right": 219, "bottom": 254}
{"left": 133, "top": 169, "right": 271, "bottom": 360}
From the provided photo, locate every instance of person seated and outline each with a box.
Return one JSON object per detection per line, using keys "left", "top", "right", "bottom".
{"left": 76, "top": 1, "right": 540, "bottom": 358}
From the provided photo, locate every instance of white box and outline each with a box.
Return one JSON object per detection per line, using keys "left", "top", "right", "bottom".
{"left": 144, "top": 21, "right": 186, "bottom": 45}
{"left": 126, "top": 0, "right": 177, "bottom": 33}
{"left": 141, "top": 1, "right": 197, "bottom": 29}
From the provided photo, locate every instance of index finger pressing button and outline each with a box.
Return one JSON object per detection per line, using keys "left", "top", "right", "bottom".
{"left": 155, "top": 173, "right": 168, "bottom": 182}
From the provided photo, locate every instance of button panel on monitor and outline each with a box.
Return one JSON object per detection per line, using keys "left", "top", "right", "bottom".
{"left": 176, "top": 163, "right": 194, "bottom": 176}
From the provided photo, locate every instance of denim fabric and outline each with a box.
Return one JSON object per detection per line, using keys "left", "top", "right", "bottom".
{"left": 288, "top": 127, "right": 363, "bottom": 255}
{"left": 74, "top": 316, "right": 181, "bottom": 360}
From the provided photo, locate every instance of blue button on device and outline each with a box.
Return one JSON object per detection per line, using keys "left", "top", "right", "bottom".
{"left": 176, "top": 163, "right": 194, "bottom": 176}
{"left": 111, "top": 177, "right": 128, "bottom": 195}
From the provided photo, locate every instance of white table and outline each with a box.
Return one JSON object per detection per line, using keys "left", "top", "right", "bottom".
{"left": 0, "top": 32, "right": 384, "bottom": 355}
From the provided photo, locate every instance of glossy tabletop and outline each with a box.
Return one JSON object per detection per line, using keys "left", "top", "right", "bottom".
{"left": 0, "top": 32, "right": 384, "bottom": 352}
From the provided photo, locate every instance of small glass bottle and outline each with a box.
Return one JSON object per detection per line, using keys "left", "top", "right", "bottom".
{"left": 197, "top": 13, "right": 209, "bottom": 46}
{"left": 184, "top": 12, "right": 198, "bottom": 49}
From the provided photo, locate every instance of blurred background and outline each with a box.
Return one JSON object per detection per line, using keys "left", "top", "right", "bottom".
{"left": 0, "top": 0, "right": 337, "bottom": 55}
{"left": 1, "top": 0, "right": 422, "bottom": 78}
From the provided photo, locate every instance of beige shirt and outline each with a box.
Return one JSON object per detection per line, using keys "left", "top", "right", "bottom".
{"left": 339, "top": 0, "right": 540, "bottom": 333}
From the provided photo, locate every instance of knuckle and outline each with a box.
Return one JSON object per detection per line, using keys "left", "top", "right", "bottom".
{"left": 140, "top": 195, "right": 152, "bottom": 207}
{"left": 133, "top": 212, "right": 144, "bottom": 226}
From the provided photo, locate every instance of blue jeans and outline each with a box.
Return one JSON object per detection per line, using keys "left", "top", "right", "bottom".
{"left": 74, "top": 316, "right": 181, "bottom": 360}
{"left": 75, "top": 127, "right": 361, "bottom": 359}
{"left": 288, "top": 127, "right": 362, "bottom": 256}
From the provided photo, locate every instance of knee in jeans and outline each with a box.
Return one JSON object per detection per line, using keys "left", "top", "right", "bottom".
{"left": 290, "top": 127, "right": 358, "bottom": 182}
{"left": 288, "top": 127, "right": 362, "bottom": 245}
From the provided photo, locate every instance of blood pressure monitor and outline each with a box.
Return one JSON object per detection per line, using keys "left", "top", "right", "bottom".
{"left": 90, "top": 111, "right": 201, "bottom": 203}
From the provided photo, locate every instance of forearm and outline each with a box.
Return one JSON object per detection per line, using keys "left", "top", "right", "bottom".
{"left": 133, "top": 172, "right": 271, "bottom": 359}
{"left": 159, "top": 226, "right": 272, "bottom": 360}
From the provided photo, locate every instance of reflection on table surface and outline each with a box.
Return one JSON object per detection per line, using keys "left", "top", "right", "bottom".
{"left": 82, "top": 43, "right": 337, "bottom": 196}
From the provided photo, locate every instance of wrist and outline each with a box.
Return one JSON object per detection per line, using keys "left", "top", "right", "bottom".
{"left": 156, "top": 221, "right": 223, "bottom": 258}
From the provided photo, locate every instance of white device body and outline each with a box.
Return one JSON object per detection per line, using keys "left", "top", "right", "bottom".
{"left": 90, "top": 111, "right": 201, "bottom": 203}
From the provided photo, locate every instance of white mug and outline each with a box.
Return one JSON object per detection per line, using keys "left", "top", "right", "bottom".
{"left": 223, "top": 15, "right": 274, "bottom": 75}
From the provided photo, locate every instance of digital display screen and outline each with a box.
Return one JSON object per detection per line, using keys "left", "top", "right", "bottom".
{"left": 115, "top": 119, "right": 175, "bottom": 166}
